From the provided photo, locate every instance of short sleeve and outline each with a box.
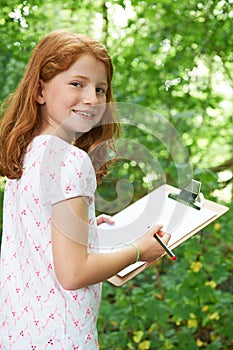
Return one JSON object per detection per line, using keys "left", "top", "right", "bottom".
{"left": 39, "top": 136, "right": 96, "bottom": 205}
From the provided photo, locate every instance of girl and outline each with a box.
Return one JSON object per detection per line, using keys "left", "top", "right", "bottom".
{"left": 0, "top": 31, "right": 170, "bottom": 349}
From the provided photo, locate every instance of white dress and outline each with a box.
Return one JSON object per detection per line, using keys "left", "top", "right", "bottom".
{"left": 0, "top": 135, "right": 102, "bottom": 349}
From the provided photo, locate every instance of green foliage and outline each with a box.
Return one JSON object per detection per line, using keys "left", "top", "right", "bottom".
{"left": 98, "top": 207, "right": 233, "bottom": 349}
{"left": 0, "top": 0, "right": 233, "bottom": 349}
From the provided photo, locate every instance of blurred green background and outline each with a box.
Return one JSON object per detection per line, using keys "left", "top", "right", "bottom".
{"left": 0, "top": 1, "right": 232, "bottom": 349}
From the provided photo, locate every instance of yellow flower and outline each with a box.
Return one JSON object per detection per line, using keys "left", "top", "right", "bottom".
{"left": 187, "top": 313, "right": 198, "bottom": 328}
{"left": 133, "top": 330, "right": 144, "bottom": 343}
{"left": 209, "top": 312, "right": 220, "bottom": 320}
{"left": 190, "top": 261, "right": 203, "bottom": 273}
{"left": 202, "top": 305, "right": 209, "bottom": 312}
{"left": 205, "top": 280, "right": 217, "bottom": 289}
{"left": 196, "top": 338, "right": 204, "bottom": 347}
{"left": 139, "top": 340, "right": 151, "bottom": 350}
{"left": 187, "top": 318, "right": 198, "bottom": 328}
{"left": 214, "top": 222, "right": 221, "bottom": 231}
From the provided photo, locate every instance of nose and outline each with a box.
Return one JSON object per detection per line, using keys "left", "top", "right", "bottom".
{"left": 82, "top": 86, "right": 98, "bottom": 105}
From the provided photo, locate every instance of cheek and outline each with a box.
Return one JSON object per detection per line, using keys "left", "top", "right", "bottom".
{"left": 97, "top": 105, "right": 112, "bottom": 127}
{"left": 99, "top": 103, "right": 107, "bottom": 116}
{"left": 96, "top": 104, "right": 107, "bottom": 125}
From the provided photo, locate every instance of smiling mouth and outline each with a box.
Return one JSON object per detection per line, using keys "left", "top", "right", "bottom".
{"left": 72, "top": 109, "right": 97, "bottom": 120}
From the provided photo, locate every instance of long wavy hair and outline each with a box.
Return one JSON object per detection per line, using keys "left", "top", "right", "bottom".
{"left": 0, "top": 30, "right": 120, "bottom": 183}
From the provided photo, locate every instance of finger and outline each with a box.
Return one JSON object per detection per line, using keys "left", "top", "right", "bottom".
{"left": 161, "top": 232, "right": 171, "bottom": 244}
{"left": 157, "top": 229, "right": 169, "bottom": 237}
{"left": 157, "top": 229, "right": 164, "bottom": 237}
{"left": 97, "top": 215, "right": 115, "bottom": 225}
{"left": 148, "top": 223, "right": 163, "bottom": 235}
{"left": 104, "top": 216, "right": 115, "bottom": 224}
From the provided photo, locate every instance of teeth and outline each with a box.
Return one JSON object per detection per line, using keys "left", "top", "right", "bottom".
{"left": 81, "top": 112, "right": 92, "bottom": 117}
{"left": 73, "top": 110, "right": 94, "bottom": 117}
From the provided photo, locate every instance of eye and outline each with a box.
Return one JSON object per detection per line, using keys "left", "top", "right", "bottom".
{"left": 71, "top": 82, "right": 82, "bottom": 88}
{"left": 96, "top": 87, "right": 106, "bottom": 95}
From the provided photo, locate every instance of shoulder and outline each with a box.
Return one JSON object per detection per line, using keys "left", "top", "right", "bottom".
{"left": 30, "top": 135, "right": 91, "bottom": 166}
{"left": 37, "top": 136, "right": 96, "bottom": 203}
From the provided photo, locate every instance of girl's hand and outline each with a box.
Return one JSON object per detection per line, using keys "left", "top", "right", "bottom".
{"left": 135, "top": 224, "right": 171, "bottom": 263}
{"left": 96, "top": 214, "right": 115, "bottom": 226}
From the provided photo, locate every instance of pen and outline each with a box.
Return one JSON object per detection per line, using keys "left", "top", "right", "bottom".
{"left": 154, "top": 233, "right": 177, "bottom": 261}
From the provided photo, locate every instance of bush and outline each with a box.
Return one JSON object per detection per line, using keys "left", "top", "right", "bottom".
{"left": 98, "top": 202, "right": 233, "bottom": 350}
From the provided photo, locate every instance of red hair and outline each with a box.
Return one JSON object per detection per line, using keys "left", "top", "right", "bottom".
{"left": 0, "top": 30, "right": 120, "bottom": 183}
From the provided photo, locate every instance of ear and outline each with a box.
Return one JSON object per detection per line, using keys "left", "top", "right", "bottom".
{"left": 35, "top": 79, "right": 46, "bottom": 105}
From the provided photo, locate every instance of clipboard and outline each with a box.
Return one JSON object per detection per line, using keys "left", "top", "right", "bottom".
{"left": 97, "top": 183, "right": 229, "bottom": 287}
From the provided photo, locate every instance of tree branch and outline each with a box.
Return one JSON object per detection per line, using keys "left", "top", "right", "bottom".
{"left": 209, "top": 158, "right": 233, "bottom": 173}
{"left": 102, "top": 1, "right": 109, "bottom": 47}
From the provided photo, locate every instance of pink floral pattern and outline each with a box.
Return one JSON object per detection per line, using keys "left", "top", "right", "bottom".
{"left": 0, "top": 136, "right": 101, "bottom": 349}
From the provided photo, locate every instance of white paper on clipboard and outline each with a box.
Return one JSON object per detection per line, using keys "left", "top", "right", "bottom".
{"left": 97, "top": 185, "right": 216, "bottom": 277}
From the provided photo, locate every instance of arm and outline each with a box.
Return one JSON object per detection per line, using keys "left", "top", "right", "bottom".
{"left": 51, "top": 196, "right": 170, "bottom": 290}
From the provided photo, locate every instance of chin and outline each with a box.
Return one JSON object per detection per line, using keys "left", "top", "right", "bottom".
{"left": 74, "top": 125, "right": 96, "bottom": 135}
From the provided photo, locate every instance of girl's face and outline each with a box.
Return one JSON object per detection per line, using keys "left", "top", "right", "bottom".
{"left": 36, "top": 54, "right": 108, "bottom": 141}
